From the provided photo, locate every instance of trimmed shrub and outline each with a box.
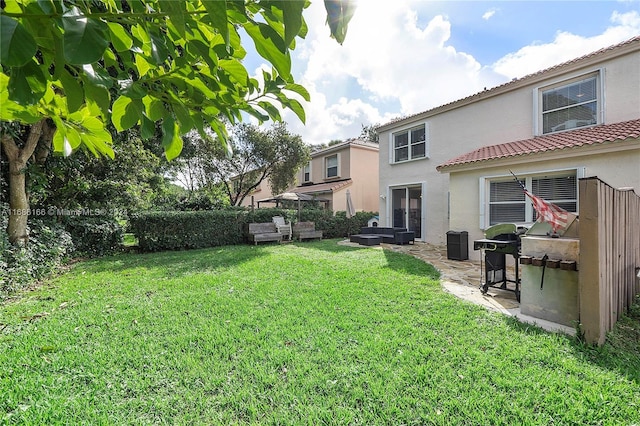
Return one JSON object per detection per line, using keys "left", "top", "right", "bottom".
{"left": 61, "top": 216, "right": 124, "bottom": 257}
{"left": 298, "top": 209, "right": 376, "bottom": 239}
{"left": 245, "top": 207, "right": 297, "bottom": 224}
{"left": 129, "top": 210, "right": 244, "bottom": 252}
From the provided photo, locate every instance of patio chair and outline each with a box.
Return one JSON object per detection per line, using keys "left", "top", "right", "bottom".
{"left": 272, "top": 216, "right": 292, "bottom": 240}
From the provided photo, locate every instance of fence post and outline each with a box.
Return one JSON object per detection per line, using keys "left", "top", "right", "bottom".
{"left": 578, "top": 177, "right": 606, "bottom": 345}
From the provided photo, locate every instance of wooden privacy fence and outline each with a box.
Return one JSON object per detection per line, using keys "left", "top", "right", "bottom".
{"left": 579, "top": 177, "right": 640, "bottom": 345}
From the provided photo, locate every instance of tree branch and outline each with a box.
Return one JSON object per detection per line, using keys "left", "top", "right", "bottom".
{"left": 19, "top": 119, "right": 47, "bottom": 164}
{"left": 0, "top": 133, "right": 19, "bottom": 162}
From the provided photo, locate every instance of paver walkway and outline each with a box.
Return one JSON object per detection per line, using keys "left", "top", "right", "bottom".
{"left": 340, "top": 240, "right": 574, "bottom": 335}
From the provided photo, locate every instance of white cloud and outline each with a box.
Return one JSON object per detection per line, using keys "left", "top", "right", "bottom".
{"left": 482, "top": 8, "right": 497, "bottom": 20}
{"left": 250, "top": 3, "right": 640, "bottom": 146}
{"left": 492, "top": 11, "right": 640, "bottom": 79}
{"left": 282, "top": 0, "right": 501, "bottom": 144}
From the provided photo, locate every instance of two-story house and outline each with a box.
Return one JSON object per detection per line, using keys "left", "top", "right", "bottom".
{"left": 247, "top": 139, "right": 380, "bottom": 214}
{"left": 376, "top": 36, "right": 640, "bottom": 257}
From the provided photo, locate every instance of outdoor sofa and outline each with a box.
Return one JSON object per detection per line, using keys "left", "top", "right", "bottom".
{"left": 349, "top": 227, "right": 415, "bottom": 246}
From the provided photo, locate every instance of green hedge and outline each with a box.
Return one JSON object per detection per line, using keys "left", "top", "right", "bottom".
{"left": 61, "top": 216, "right": 124, "bottom": 257}
{"left": 129, "top": 210, "right": 245, "bottom": 252}
{"left": 289, "top": 209, "right": 373, "bottom": 238}
{"left": 129, "top": 209, "right": 378, "bottom": 253}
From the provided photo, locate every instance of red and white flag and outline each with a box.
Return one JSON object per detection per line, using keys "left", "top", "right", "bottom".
{"left": 524, "top": 189, "right": 570, "bottom": 233}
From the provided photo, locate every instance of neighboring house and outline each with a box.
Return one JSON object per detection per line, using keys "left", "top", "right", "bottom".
{"left": 376, "top": 36, "right": 640, "bottom": 255}
{"left": 245, "top": 139, "right": 380, "bottom": 214}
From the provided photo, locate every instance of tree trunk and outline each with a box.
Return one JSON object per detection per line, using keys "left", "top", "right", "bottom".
{"left": 1, "top": 119, "right": 47, "bottom": 246}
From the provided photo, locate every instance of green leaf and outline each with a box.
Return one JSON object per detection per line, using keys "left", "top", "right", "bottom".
{"left": 202, "top": 0, "right": 230, "bottom": 49}
{"left": 51, "top": 119, "right": 72, "bottom": 156}
{"left": 65, "top": 126, "right": 82, "bottom": 150}
{"left": 8, "top": 60, "right": 47, "bottom": 105}
{"left": 82, "top": 64, "right": 112, "bottom": 88}
{"left": 37, "top": 0, "right": 57, "bottom": 14}
{"left": 209, "top": 119, "right": 231, "bottom": 157}
{"left": 162, "top": 117, "right": 183, "bottom": 161}
{"left": 281, "top": 96, "right": 306, "bottom": 124}
{"left": 280, "top": 0, "right": 306, "bottom": 47}
{"left": 107, "top": 22, "right": 133, "bottom": 52}
{"left": 0, "top": 73, "right": 41, "bottom": 123}
{"left": 143, "top": 96, "right": 166, "bottom": 121}
{"left": 83, "top": 80, "right": 110, "bottom": 118}
{"left": 284, "top": 83, "right": 311, "bottom": 101}
{"left": 0, "top": 16, "right": 38, "bottom": 67}
{"left": 258, "top": 101, "right": 282, "bottom": 122}
{"left": 172, "top": 103, "right": 194, "bottom": 134}
{"left": 243, "top": 22, "right": 291, "bottom": 81}
{"left": 62, "top": 7, "right": 110, "bottom": 64}
{"left": 59, "top": 69, "right": 84, "bottom": 112}
{"left": 111, "top": 95, "right": 141, "bottom": 131}
{"left": 324, "top": 0, "right": 356, "bottom": 45}
{"left": 159, "top": 0, "right": 186, "bottom": 37}
{"left": 192, "top": 112, "right": 205, "bottom": 137}
{"left": 135, "top": 55, "right": 151, "bottom": 77}
{"left": 245, "top": 107, "right": 270, "bottom": 123}
{"left": 81, "top": 131, "right": 114, "bottom": 159}
{"left": 149, "top": 31, "right": 170, "bottom": 65}
{"left": 140, "top": 116, "right": 155, "bottom": 140}
{"left": 218, "top": 59, "right": 249, "bottom": 84}
{"left": 122, "top": 81, "right": 147, "bottom": 99}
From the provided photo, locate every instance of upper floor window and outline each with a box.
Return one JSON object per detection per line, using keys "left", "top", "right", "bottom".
{"left": 485, "top": 171, "right": 578, "bottom": 226}
{"left": 303, "top": 163, "right": 311, "bottom": 182}
{"left": 325, "top": 154, "right": 338, "bottom": 178}
{"left": 392, "top": 124, "right": 427, "bottom": 163}
{"left": 540, "top": 74, "right": 599, "bottom": 134}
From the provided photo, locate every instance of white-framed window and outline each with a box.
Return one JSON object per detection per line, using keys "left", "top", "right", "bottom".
{"left": 481, "top": 169, "right": 581, "bottom": 227}
{"left": 303, "top": 163, "right": 311, "bottom": 182}
{"left": 537, "top": 72, "right": 601, "bottom": 135}
{"left": 325, "top": 154, "right": 339, "bottom": 179}
{"left": 392, "top": 123, "right": 427, "bottom": 163}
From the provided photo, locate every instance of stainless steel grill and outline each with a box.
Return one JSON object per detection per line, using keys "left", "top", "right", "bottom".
{"left": 473, "top": 223, "right": 523, "bottom": 302}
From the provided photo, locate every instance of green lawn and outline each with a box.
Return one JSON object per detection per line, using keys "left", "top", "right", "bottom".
{"left": 1, "top": 240, "right": 639, "bottom": 425}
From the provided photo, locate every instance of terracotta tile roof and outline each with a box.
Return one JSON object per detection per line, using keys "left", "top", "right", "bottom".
{"left": 378, "top": 36, "right": 640, "bottom": 130}
{"left": 437, "top": 119, "right": 640, "bottom": 171}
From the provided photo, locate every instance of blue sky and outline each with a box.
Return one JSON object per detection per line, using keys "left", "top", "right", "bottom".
{"left": 244, "top": 1, "right": 640, "bottom": 145}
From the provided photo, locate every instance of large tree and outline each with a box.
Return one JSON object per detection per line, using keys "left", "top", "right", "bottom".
{"left": 176, "top": 122, "right": 310, "bottom": 206}
{"left": 0, "top": 0, "right": 355, "bottom": 245}
{"left": 223, "top": 122, "right": 310, "bottom": 206}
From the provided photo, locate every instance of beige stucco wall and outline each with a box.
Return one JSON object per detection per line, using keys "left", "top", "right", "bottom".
{"left": 348, "top": 146, "right": 379, "bottom": 213}
{"left": 378, "top": 40, "right": 640, "bottom": 246}
{"left": 447, "top": 141, "right": 640, "bottom": 261}
{"left": 239, "top": 179, "right": 273, "bottom": 208}
{"left": 246, "top": 141, "right": 379, "bottom": 214}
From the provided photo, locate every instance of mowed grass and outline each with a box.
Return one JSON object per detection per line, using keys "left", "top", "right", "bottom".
{"left": 1, "top": 240, "right": 639, "bottom": 425}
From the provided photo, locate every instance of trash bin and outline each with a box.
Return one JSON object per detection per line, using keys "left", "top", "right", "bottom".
{"left": 446, "top": 231, "right": 468, "bottom": 260}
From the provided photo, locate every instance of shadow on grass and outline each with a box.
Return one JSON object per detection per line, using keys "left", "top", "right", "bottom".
{"left": 290, "top": 238, "right": 365, "bottom": 253}
{"left": 294, "top": 239, "right": 441, "bottom": 279}
{"left": 383, "top": 248, "right": 441, "bottom": 279}
{"left": 75, "top": 244, "right": 270, "bottom": 277}
{"left": 503, "top": 300, "right": 640, "bottom": 385}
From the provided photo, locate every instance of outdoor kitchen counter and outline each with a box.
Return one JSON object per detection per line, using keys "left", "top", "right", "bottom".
{"left": 519, "top": 236, "right": 580, "bottom": 327}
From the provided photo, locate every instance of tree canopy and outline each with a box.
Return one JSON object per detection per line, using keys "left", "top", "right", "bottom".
{"left": 175, "top": 122, "right": 310, "bottom": 206}
{"left": 0, "top": 0, "right": 355, "bottom": 244}
{"left": 1, "top": 0, "right": 316, "bottom": 159}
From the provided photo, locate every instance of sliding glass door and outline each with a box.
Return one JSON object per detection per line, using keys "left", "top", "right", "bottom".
{"left": 391, "top": 186, "right": 422, "bottom": 239}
